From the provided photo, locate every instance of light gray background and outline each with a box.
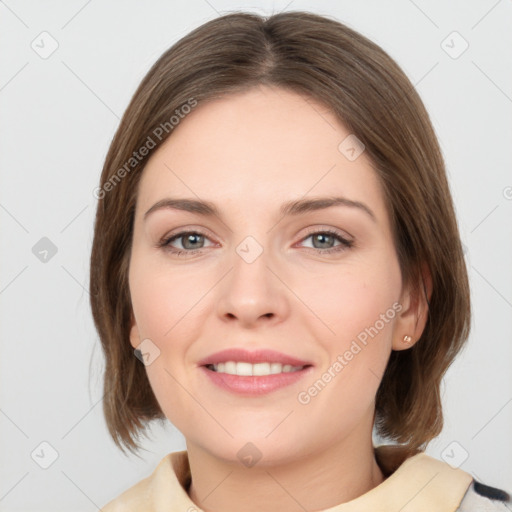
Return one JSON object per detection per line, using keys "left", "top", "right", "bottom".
{"left": 1, "top": 1, "right": 511, "bottom": 510}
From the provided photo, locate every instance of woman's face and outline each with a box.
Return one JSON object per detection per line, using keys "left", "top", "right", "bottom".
{"left": 128, "top": 85, "right": 415, "bottom": 464}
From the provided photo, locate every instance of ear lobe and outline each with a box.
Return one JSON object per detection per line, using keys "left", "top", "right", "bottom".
{"left": 392, "top": 262, "right": 432, "bottom": 351}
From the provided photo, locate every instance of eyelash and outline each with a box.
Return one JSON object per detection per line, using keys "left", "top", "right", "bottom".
{"left": 158, "top": 228, "right": 354, "bottom": 257}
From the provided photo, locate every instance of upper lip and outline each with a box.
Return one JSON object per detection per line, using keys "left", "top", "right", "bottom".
{"left": 197, "top": 348, "right": 312, "bottom": 367}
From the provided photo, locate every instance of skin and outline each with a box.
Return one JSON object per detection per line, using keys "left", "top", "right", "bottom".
{"left": 128, "top": 85, "right": 431, "bottom": 512}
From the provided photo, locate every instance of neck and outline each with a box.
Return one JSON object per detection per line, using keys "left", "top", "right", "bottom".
{"left": 186, "top": 436, "right": 385, "bottom": 512}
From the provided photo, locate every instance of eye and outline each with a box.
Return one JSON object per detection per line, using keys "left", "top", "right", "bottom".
{"left": 298, "top": 229, "right": 354, "bottom": 254}
{"left": 158, "top": 228, "right": 354, "bottom": 257}
{"left": 158, "top": 230, "right": 215, "bottom": 256}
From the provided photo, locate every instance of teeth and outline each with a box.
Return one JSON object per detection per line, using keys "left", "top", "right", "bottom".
{"left": 211, "top": 361, "right": 305, "bottom": 376}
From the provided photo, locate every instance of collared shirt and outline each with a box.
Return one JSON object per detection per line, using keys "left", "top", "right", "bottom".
{"left": 102, "top": 444, "right": 511, "bottom": 511}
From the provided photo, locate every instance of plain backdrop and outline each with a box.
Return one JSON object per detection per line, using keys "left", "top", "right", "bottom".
{"left": 1, "top": 1, "right": 511, "bottom": 510}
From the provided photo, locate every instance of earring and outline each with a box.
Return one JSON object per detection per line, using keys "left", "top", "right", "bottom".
{"left": 402, "top": 335, "right": 412, "bottom": 344}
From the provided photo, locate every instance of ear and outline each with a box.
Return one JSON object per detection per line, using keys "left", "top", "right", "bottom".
{"left": 392, "top": 261, "right": 432, "bottom": 351}
{"left": 129, "top": 310, "right": 141, "bottom": 349}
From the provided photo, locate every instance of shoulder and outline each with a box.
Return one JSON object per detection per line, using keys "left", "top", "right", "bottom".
{"left": 101, "top": 453, "right": 177, "bottom": 512}
{"left": 456, "top": 479, "right": 511, "bottom": 511}
{"left": 375, "top": 444, "right": 511, "bottom": 511}
{"left": 101, "top": 474, "right": 152, "bottom": 512}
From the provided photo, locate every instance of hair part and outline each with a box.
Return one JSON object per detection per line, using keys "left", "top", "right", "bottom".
{"left": 89, "top": 10, "right": 471, "bottom": 455}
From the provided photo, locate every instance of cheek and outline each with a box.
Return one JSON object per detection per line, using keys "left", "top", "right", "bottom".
{"left": 297, "top": 256, "right": 402, "bottom": 344}
{"left": 130, "top": 259, "right": 208, "bottom": 343}
{"left": 295, "top": 264, "right": 400, "bottom": 424}
{"left": 129, "top": 257, "right": 209, "bottom": 416}
{"left": 143, "top": 358, "right": 197, "bottom": 437}
{"left": 292, "top": 253, "right": 401, "bottom": 413}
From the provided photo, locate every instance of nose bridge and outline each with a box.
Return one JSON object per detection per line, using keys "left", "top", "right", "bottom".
{"left": 216, "top": 233, "right": 287, "bottom": 324}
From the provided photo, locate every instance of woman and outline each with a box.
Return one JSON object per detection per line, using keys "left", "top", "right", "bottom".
{"left": 89, "top": 10, "right": 511, "bottom": 511}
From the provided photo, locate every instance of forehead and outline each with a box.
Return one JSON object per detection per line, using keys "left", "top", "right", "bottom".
{"left": 135, "top": 86, "right": 387, "bottom": 224}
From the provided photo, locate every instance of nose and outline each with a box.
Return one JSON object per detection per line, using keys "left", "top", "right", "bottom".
{"left": 216, "top": 242, "right": 289, "bottom": 328}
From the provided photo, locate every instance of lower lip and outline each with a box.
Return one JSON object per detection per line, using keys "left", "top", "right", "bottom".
{"left": 200, "top": 365, "right": 313, "bottom": 395}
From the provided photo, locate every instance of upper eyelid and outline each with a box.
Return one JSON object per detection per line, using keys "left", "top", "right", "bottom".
{"left": 163, "top": 227, "right": 218, "bottom": 244}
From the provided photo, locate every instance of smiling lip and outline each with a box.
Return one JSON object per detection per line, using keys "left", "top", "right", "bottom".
{"left": 197, "top": 348, "right": 312, "bottom": 367}
{"left": 200, "top": 365, "right": 313, "bottom": 395}
{"left": 197, "top": 348, "right": 314, "bottom": 396}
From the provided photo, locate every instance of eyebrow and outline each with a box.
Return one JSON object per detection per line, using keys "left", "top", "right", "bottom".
{"left": 143, "top": 196, "right": 376, "bottom": 222}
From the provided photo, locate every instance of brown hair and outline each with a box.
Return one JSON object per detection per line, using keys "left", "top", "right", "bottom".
{"left": 89, "top": 10, "right": 470, "bottom": 455}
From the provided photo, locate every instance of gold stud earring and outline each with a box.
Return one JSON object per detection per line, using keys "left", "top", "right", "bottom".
{"left": 402, "top": 335, "right": 412, "bottom": 344}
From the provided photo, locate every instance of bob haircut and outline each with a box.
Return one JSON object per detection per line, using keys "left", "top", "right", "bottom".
{"left": 89, "top": 10, "right": 471, "bottom": 455}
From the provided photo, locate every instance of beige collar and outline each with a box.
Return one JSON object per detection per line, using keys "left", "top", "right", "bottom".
{"left": 103, "top": 445, "right": 474, "bottom": 512}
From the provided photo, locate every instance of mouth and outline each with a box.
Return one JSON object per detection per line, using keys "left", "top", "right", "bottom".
{"left": 200, "top": 361, "right": 314, "bottom": 395}
{"left": 198, "top": 348, "right": 314, "bottom": 395}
